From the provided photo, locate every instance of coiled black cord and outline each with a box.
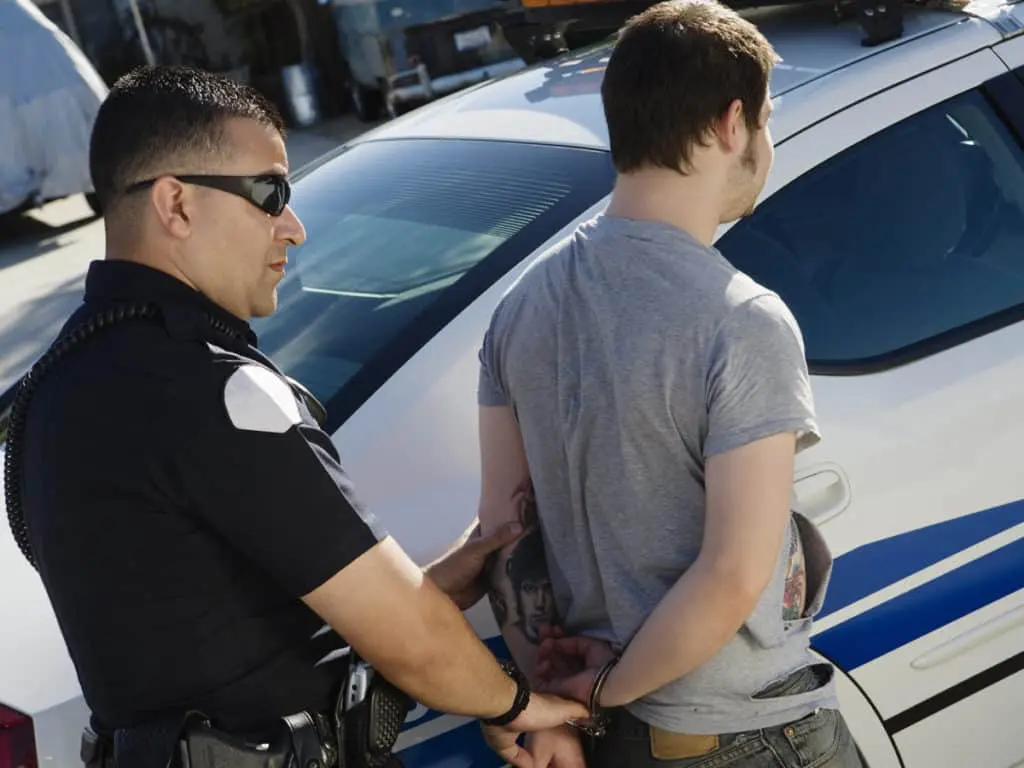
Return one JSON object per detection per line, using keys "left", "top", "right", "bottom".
{"left": 3, "top": 302, "right": 160, "bottom": 569}
{"left": 2, "top": 303, "right": 318, "bottom": 570}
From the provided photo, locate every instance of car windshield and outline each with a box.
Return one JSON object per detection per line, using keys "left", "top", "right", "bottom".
{"left": 0, "top": 139, "right": 613, "bottom": 438}
{"left": 252, "top": 137, "right": 615, "bottom": 431}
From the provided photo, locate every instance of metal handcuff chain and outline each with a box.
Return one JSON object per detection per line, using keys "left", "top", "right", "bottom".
{"left": 3, "top": 301, "right": 163, "bottom": 570}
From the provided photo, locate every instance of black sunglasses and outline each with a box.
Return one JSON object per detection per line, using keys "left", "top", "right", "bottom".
{"left": 124, "top": 173, "right": 292, "bottom": 216}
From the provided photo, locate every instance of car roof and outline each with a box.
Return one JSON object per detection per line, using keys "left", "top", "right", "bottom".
{"left": 343, "top": 0, "right": 1010, "bottom": 153}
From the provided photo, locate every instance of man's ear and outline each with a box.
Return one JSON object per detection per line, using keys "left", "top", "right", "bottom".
{"left": 713, "top": 98, "right": 747, "bottom": 154}
{"left": 149, "top": 176, "right": 193, "bottom": 240}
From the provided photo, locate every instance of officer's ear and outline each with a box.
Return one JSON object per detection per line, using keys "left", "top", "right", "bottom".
{"left": 148, "top": 176, "right": 194, "bottom": 240}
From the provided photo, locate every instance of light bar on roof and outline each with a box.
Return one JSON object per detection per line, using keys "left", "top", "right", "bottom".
{"left": 509, "top": 0, "right": 907, "bottom": 49}
{"left": 519, "top": 0, "right": 623, "bottom": 5}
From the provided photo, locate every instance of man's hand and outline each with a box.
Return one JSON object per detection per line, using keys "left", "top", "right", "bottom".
{"left": 480, "top": 692, "right": 589, "bottom": 768}
{"left": 525, "top": 726, "right": 586, "bottom": 768}
{"left": 424, "top": 518, "right": 524, "bottom": 610}
{"left": 534, "top": 632, "right": 617, "bottom": 705}
{"left": 482, "top": 724, "right": 534, "bottom": 768}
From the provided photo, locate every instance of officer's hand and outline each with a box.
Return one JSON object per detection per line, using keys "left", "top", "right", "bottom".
{"left": 481, "top": 722, "right": 535, "bottom": 768}
{"left": 481, "top": 692, "right": 588, "bottom": 768}
{"left": 424, "top": 517, "right": 524, "bottom": 610}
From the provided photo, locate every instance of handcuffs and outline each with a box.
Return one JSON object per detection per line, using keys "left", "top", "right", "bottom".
{"left": 482, "top": 655, "right": 620, "bottom": 739}
{"left": 566, "top": 656, "right": 620, "bottom": 739}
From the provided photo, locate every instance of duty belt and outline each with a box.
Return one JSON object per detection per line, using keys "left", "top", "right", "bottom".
{"left": 82, "top": 656, "right": 414, "bottom": 768}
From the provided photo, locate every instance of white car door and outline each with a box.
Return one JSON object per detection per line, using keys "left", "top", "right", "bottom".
{"left": 715, "top": 47, "right": 1024, "bottom": 768}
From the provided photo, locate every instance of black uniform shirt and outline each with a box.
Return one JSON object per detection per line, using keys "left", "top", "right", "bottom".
{"left": 18, "top": 260, "right": 388, "bottom": 734}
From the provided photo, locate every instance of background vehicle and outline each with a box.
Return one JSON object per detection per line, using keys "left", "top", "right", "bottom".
{"left": 5, "top": 0, "right": 1024, "bottom": 765}
{"left": 328, "top": 0, "right": 526, "bottom": 120}
{"left": 0, "top": 0, "right": 107, "bottom": 218}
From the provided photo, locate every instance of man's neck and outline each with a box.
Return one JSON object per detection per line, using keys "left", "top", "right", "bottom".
{"left": 106, "top": 250, "right": 198, "bottom": 292}
{"left": 604, "top": 170, "right": 722, "bottom": 247}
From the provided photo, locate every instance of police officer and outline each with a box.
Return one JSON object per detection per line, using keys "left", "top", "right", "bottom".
{"left": 3, "top": 65, "right": 586, "bottom": 768}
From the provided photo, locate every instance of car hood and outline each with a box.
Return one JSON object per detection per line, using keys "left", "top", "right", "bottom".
{"left": 0, "top": 443, "right": 83, "bottom": 716}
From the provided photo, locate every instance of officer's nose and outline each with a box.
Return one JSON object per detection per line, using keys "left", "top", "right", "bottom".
{"left": 276, "top": 205, "right": 307, "bottom": 247}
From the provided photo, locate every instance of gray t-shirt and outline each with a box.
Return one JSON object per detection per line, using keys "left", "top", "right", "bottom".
{"left": 477, "top": 214, "right": 839, "bottom": 734}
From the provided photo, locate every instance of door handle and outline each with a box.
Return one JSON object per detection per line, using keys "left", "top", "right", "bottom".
{"left": 792, "top": 462, "right": 851, "bottom": 524}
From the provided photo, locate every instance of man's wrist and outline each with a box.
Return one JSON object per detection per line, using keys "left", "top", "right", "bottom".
{"left": 595, "top": 659, "right": 627, "bottom": 708}
{"left": 482, "top": 659, "right": 531, "bottom": 726}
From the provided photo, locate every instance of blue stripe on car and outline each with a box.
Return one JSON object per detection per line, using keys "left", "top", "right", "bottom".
{"left": 398, "top": 719, "right": 505, "bottom": 767}
{"left": 816, "top": 498, "right": 1024, "bottom": 620}
{"left": 813, "top": 531, "right": 1024, "bottom": 669}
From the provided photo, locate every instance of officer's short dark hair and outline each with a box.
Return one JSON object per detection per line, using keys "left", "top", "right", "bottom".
{"left": 601, "top": 0, "right": 780, "bottom": 174}
{"left": 89, "top": 65, "right": 285, "bottom": 212}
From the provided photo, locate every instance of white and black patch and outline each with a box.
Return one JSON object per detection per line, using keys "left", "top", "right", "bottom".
{"left": 223, "top": 364, "right": 302, "bottom": 433}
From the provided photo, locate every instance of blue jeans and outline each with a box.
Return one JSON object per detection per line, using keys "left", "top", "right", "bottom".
{"left": 583, "top": 667, "right": 864, "bottom": 768}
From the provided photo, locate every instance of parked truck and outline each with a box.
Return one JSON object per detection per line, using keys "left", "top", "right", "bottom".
{"left": 328, "top": 0, "right": 527, "bottom": 121}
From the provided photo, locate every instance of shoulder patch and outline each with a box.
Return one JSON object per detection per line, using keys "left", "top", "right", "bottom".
{"left": 223, "top": 365, "right": 302, "bottom": 433}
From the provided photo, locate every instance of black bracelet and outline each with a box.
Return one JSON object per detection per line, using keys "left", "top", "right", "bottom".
{"left": 482, "top": 659, "right": 531, "bottom": 727}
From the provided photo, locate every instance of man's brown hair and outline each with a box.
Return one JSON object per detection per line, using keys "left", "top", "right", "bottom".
{"left": 601, "top": 0, "right": 780, "bottom": 174}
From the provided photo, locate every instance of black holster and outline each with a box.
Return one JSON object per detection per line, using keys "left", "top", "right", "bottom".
{"left": 334, "top": 661, "right": 414, "bottom": 768}
{"left": 87, "top": 656, "right": 414, "bottom": 768}
{"left": 176, "top": 712, "right": 334, "bottom": 768}
{"left": 82, "top": 725, "right": 116, "bottom": 768}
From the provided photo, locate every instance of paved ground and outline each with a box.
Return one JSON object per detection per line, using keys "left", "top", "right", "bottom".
{"left": 0, "top": 115, "right": 377, "bottom": 393}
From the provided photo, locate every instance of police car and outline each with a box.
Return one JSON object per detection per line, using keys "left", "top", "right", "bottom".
{"left": 4, "top": 0, "right": 1024, "bottom": 765}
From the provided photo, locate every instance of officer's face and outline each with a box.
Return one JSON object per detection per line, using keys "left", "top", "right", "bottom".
{"left": 182, "top": 117, "right": 307, "bottom": 320}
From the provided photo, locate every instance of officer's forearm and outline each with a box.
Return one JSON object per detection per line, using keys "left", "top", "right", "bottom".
{"left": 304, "top": 537, "right": 518, "bottom": 719}
{"left": 363, "top": 576, "right": 520, "bottom": 718}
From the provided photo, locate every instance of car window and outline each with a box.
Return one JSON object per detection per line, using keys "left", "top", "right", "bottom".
{"left": 253, "top": 138, "right": 615, "bottom": 431}
{"left": 716, "top": 87, "right": 1024, "bottom": 372}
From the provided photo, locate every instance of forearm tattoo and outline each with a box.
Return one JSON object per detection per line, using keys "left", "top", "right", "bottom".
{"left": 486, "top": 488, "right": 557, "bottom": 645}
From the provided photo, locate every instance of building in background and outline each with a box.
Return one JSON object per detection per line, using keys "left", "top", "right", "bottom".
{"left": 28, "top": 0, "right": 350, "bottom": 127}
{"left": 27, "top": 0, "right": 536, "bottom": 129}
{"left": 329, "top": 0, "right": 525, "bottom": 122}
